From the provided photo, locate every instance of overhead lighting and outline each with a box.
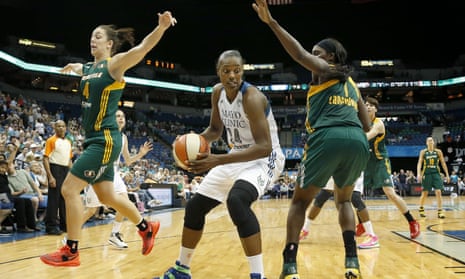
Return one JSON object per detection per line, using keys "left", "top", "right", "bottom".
{"left": 18, "top": 38, "right": 56, "bottom": 49}
{"left": 360, "top": 60, "right": 394, "bottom": 67}
{"left": 267, "top": 0, "right": 293, "bottom": 5}
{"left": 244, "top": 63, "right": 276, "bottom": 71}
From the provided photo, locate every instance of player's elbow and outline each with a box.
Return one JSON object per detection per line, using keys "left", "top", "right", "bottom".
{"left": 257, "top": 142, "right": 272, "bottom": 157}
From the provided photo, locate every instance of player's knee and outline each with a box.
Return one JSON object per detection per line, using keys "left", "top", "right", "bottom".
{"left": 226, "top": 180, "right": 260, "bottom": 237}
{"left": 184, "top": 194, "right": 219, "bottom": 230}
{"left": 351, "top": 191, "right": 366, "bottom": 211}
{"left": 314, "top": 190, "right": 332, "bottom": 208}
{"left": 226, "top": 180, "right": 256, "bottom": 223}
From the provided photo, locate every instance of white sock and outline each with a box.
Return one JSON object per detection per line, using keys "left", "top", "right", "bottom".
{"left": 179, "top": 246, "right": 195, "bottom": 267}
{"left": 112, "top": 221, "right": 122, "bottom": 234}
{"left": 248, "top": 254, "right": 264, "bottom": 277}
{"left": 363, "top": 220, "right": 375, "bottom": 236}
{"left": 302, "top": 217, "right": 311, "bottom": 231}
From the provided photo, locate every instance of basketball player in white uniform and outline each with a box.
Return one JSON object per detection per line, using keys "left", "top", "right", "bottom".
{"left": 299, "top": 171, "right": 380, "bottom": 249}
{"left": 155, "top": 50, "right": 284, "bottom": 279}
{"left": 69, "top": 110, "right": 153, "bottom": 248}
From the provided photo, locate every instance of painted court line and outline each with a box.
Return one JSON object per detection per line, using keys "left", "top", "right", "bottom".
{"left": 394, "top": 230, "right": 465, "bottom": 265}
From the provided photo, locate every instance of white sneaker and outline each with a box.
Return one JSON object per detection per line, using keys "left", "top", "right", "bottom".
{"left": 108, "top": 232, "right": 128, "bottom": 248}
{"left": 106, "top": 213, "right": 116, "bottom": 219}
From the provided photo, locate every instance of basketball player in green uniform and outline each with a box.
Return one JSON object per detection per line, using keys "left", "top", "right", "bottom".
{"left": 40, "top": 11, "right": 177, "bottom": 267}
{"left": 364, "top": 96, "right": 421, "bottom": 239}
{"left": 417, "top": 136, "right": 450, "bottom": 218}
{"left": 254, "top": 1, "right": 371, "bottom": 278}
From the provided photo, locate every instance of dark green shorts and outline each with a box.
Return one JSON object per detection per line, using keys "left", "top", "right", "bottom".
{"left": 300, "top": 126, "right": 369, "bottom": 189}
{"left": 364, "top": 157, "right": 394, "bottom": 189}
{"left": 421, "top": 172, "right": 444, "bottom": 191}
{"left": 70, "top": 129, "right": 122, "bottom": 184}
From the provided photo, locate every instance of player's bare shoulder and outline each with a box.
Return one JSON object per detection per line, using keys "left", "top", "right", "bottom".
{"left": 435, "top": 148, "right": 444, "bottom": 156}
{"left": 373, "top": 117, "right": 385, "bottom": 134}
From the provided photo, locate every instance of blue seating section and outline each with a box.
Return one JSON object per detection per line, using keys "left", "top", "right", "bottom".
{"left": 385, "top": 122, "right": 432, "bottom": 145}
{"left": 126, "top": 137, "right": 174, "bottom": 168}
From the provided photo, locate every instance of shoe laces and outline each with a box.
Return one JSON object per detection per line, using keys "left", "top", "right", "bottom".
{"left": 144, "top": 225, "right": 153, "bottom": 238}
{"left": 48, "top": 245, "right": 72, "bottom": 257}
{"left": 114, "top": 232, "right": 124, "bottom": 241}
{"left": 367, "top": 234, "right": 378, "bottom": 242}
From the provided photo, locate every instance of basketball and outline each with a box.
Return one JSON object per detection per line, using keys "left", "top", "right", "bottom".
{"left": 172, "top": 133, "right": 209, "bottom": 170}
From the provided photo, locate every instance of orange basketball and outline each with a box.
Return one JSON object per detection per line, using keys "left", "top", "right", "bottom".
{"left": 172, "top": 133, "right": 209, "bottom": 170}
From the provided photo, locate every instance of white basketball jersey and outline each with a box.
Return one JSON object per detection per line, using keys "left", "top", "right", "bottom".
{"left": 218, "top": 81, "right": 281, "bottom": 152}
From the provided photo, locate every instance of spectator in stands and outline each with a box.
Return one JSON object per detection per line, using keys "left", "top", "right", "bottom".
{"left": 271, "top": 179, "right": 283, "bottom": 199}
{"left": 127, "top": 171, "right": 157, "bottom": 209}
{"left": 406, "top": 170, "right": 417, "bottom": 185}
{"left": 35, "top": 118, "right": 46, "bottom": 137}
{"left": 0, "top": 159, "right": 14, "bottom": 234}
{"left": 14, "top": 146, "right": 29, "bottom": 168}
{"left": 7, "top": 161, "right": 46, "bottom": 222}
{"left": 1, "top": 138, "right": 40, "bottom": 233}
{"left": 29, "top": 142, "right": 43, "bottom": 159}
{"left": 253, "top": 1, "right": 371, "bottom": 278}
{"left": 397, "top": 169, "right": 408, "bottom": 197}
{"left": 153, "top": 167, "right": 165, "bottom": 183}
{"left": 458, "top": 177, "right": 465, "bottom": 195}
{"left": 190, "top": 176, "right": 202, "bottom": 196}
{"left": 40, "top": 10, "right": 176, "bottom": 267}
{"left": 0, "top": 159, "right": 38, "bottom": 233}
{"left": 450, "top": 170, "right": 459, "bottom": 185}
{"left": 182, "top": 175, "right": 192, "bottom": 200}
{"left": 29, "top": 161, "right": 48, "bottom": 193}
{"left": 417, "top": 136, "right": 450, "bottom": 219}
{"left": 29, "top": 160, "right": 48, "bottom": 222}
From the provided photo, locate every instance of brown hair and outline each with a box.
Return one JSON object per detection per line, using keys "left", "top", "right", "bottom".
{"left": 365, "top": 96, "right": 379, "bottom": 110}
{"left": 98, "top": 25, "right": 136, "bottom": 55}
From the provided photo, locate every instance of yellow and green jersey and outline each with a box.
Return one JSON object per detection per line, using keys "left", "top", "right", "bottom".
{"left": 80, "top": 58, "right": 124, "bottom": 134}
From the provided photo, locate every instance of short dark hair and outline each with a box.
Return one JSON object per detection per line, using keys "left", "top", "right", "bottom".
{"left": 365, "top": 96, "right": 379, "bottom": 110}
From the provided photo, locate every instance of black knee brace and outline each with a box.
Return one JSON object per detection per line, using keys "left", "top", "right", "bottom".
{"left": 351, "top": 191, "right": 366, "bottom": 211}
{"left": 226, "top": 180, "right": 259, "bottom": 238}
{"left": 184, "top": 194, "right": 220, "bottom": 230}
{"left": 313, "top": 189, "right": 333, "bottom": 208}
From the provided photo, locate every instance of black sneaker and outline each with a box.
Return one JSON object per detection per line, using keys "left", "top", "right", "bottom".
{"left": 279, "top": 263, "right": 300, "bottom": 279}
{"left": 0, "top": 228, "right": 13, "bottom": 236}
{"left": 46, "top": 227, "right": 63, "bottom": 235}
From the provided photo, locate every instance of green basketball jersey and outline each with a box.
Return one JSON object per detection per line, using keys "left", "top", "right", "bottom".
{"left": 305, "top": 77, "right": 362, "bottom": 134}
{"left": 422, "top": 149, "right": 440, "bottom": 175}
{"left": 80, "top": 58, "right": 124, "bottom": 133}
{"left": 368, "top": 117, "right": 388, "bottom": 160}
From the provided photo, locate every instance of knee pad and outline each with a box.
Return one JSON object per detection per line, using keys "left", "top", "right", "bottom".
{"left": 184, "top": 194, "right": 220, "bottom": 230}
{"left": 313, "top": 189, "right": 332, "bottom": 208}
{"left": 351, "top": 191, "right": 366, "bottom": 211}
{"left": 226, "top": 180, "right": 260, "bottom": 238}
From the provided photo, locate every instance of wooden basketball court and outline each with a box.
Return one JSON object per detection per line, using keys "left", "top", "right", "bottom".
{"left": 1, "top": 196, "right": 465, "bottom": 278}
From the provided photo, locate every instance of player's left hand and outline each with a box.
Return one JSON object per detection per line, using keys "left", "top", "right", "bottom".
{"left": 187, "top": 152, "right": 217, "bottom": 174}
